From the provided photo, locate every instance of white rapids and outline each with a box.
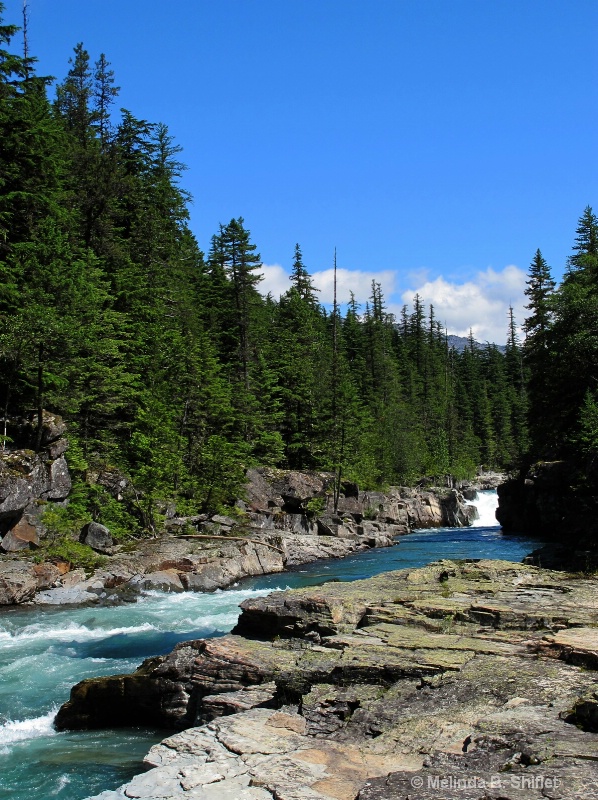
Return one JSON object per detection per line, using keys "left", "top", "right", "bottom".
{"left": 468, "top": 489, "right": 499, "bottom": 527}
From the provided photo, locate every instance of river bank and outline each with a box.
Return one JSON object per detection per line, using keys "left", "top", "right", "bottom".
{"left": 0, "top": 493, "right": 548, "bottom": 800}
{"left": 1, "top": 464, "right": 490, "bottom": 607}
{"left": 68, "top": 557, "right": 598, "bottom": 800}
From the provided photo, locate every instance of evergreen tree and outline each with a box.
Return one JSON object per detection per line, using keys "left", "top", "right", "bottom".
{"left": 526, "top": 207, "right": 598, "bottom": 457}
{"left": 524, "top": 249, "right": 555, "bottom": 338}
{"left": 290, "top": 243, "right": 319, "bottom": 304}
{"left": 93, "top": 53, "right": 119, "bottom": 151}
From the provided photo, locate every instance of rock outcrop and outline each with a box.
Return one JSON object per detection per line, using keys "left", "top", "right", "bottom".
{"left": 0, "top": 412, "right": 71, "bottom": 556}
{"left": 497, "top": 461, "right": 598, "bottom": 571}
{"left": 62, "top": 560, "right": 598, "bottom": 800}
{"left": 1, "top": 463, "right": 478, "bottom": 606}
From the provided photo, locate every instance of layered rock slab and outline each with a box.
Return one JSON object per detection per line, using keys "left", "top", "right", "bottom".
{"left": 70, "top": 560, "right": 598, "bottom": 799}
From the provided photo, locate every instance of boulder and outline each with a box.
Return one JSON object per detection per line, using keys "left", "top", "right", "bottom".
{"left": 0, "top": 455, "right": 48, "bottom": 521}
{"left": 37, "top": 411, "right": 67, "bottom": 446}
{"left": 496, "top": 461, "right": 590, "bottom": 541}
{"left": 129, "top": 569, "right": 186, "bottom": 593}
{"left": 441, "top": 488, "right": 478, "bottom": 526}
{"left": 0, "top": 560, "right": 37, "bottom": 604}
{"left": 46, "top": 456, "right": 71, "bottom": 500}
{"left": 211, "top": 514, "right": 237, "bottom": 528}
{"left": 1, "top": 517, "right": 40, "bottom": 551}
{"left": 14, "top": 410, "right": 67, "bottom": 449}
{"left": 274, "top": 471, "right": 326, "bottom": 512}
{"left": 46, "top": 438, "right": 68, "bottom": 459}
{"left": 31, "top": 562, "right": 62, "bottom": 590}
{"left": 93, "top": 467, "right": 129, "bottom": 500}
{"left": 0, "top": 449, "right": 72, "bottom": 536}
{"left": 79, "top": 521, "right": 114, "bottom": 553}
{"left": 245, "top": 468, "right": 330, "bottom": 513}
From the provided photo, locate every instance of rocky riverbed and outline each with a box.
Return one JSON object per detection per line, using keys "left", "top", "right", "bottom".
{"left": 1, "top": 444, "right": 484, "bottom": 605}
{"left": 58, "top": 559, "right": 598, "bottom": 800}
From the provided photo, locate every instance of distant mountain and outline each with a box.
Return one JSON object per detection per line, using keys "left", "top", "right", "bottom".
{"left": 446, "top": 334, "right": 506, "bottom": 353}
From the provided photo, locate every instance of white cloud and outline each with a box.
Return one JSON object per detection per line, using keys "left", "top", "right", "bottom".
{"left": 259, "top": 264, "right": 398, "bottom": 307}
{"left": 312, "top": 268, "right": 397, "bottom": 305}
{"left": 397, "top": 265, "right": 528, "bottom": 344}
{"left": 260, "top": 260, "right": 528, "bottom": 345}
{"left": 259, "top": 263, "right": 290, "bottom": 298}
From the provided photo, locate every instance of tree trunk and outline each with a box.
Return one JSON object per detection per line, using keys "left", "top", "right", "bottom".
{"left": 34, "top": 343, "right": 44, "bottom": 452}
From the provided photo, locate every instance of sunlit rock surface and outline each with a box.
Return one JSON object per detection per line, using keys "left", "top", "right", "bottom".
{"left": 69, "top": 559, "right": 598, "bottom": 799}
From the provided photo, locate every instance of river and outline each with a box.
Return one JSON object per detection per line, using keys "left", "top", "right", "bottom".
{"left": 0, "top": 491, "right": 544, "bottom": 800}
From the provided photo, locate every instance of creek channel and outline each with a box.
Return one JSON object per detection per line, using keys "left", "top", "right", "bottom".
{"left": 0, "top": 491, "right": 545, "bottom": 800}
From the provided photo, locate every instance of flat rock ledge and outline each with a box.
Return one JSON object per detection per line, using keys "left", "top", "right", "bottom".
{"left": 60, "top": 559, "right": 598, "bottom": 800}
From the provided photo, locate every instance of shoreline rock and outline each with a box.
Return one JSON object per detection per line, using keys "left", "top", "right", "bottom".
{"left": 497, "top": 461, "right": 598, "bottom": 571}
{"left": 0, "top": 466, "right": 481, "bottom": 607}
{"left": 62, "top": 559, "right": 598, "bottom": 800}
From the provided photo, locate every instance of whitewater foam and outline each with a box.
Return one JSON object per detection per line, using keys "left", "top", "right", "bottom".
{"left": 51, "top": 775, "right": 71, "bottom": 796}
{"left": 468, "top": 490, "right": 499, "bottom": 528}
{"left": 0, "top": 621, "right": 158, "bottom": 646}
{"left": 0, "top": 708, "right": 58, "bottom": 749}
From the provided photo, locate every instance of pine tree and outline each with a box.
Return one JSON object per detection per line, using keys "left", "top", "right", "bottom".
{"left": 219, "top": 217, "right": 263, "bottom": 388}
{"left": 524, "top": 249, "right": 555, "bottom": 338}
{"left": 527, "top": 208, "right": 598, "bottom": 457}
{"left": 54, "top": 43, "right": 95, "bottom": 146}
{"left": 290, "top": 243, "right": 319, "bottom": 304}
{"left": 93, "top": 53, "right": 119, "bottom": 151}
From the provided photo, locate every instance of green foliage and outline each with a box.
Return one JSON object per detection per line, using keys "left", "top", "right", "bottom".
{"left": 304, "top": 496, "right": 326, "bottom": 518}
{"left": 576, "top": 391, "right": 598, "bottom": 462}
{"left": 524, "top": 207, "right": 598, "bottom": 463}
{"left": 42, "top": 484, "right": 90, "bottom": 539}
{"left": 42, "top": 538, "right": 106, "bottom": 574}
{"left": 0, "top": 4, "right": 532, "bottom": 539}
{"left": 363, "top": 505, "right": 379, "bottom": 521}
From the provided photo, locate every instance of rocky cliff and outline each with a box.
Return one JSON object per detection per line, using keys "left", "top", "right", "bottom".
{"left": 0, "top": 453, "right": 478, "bottom": 605}
{"left": 497, "top": 461, "right": 598, "bottom": 571}
{"left": 59, "top": 560, "right": 598, "bottom": 800}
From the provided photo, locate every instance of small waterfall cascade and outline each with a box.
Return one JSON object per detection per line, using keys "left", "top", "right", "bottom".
{"left": 467, "top": 489, "right": 499, "bottom": 528}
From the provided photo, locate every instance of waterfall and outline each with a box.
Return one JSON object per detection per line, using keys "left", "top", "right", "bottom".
{"left": 468, "top": 489, "right": 499, "bottom": 528}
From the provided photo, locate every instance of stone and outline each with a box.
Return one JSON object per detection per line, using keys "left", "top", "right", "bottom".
{"left": 61, "top": 559, "right": 598, "bottom": 800}
{"left": 16, "top": 411, "right": 67, "bottom": 449}
{"left": 46, "top": 437, "right": 68, "bottom": 459}
{"left": 496, "top": 461, "right": 598, "bottom": 572}
{"left": 31, "top": 562, "right": 62, "bottom": 590}
{"left": 0, "top": 560, "right": 37, "bottom": 604}
{"left": 441, "top": 488, "right": 478, "bottom": 526}
{"left": 92, "top": 467, "right": 130, "bottom": 500}
{"left": 1, "top": 517, "right": 40, "bottom": 551}
{"left": 34, "top": 585, "right": 100, "bottom": 605}
{"left": 245, "top": 469, "right": 330, "bottom": 514}
{"left": 46, "top": 456, "right": 72, "bottom": 500}
{"left": 0, "top": 447, "right": 72, "bottom": 537}
{"left": 129, "top": 569, "right": 185, "bottom": 593}
{"left": 0, "top": 454, "right": 48, "bottom": 521}
{"left": 211, "top": 514, "right": 237, "bottom": 528}
{"left": 80, "top": 521, "right": 114, "bottom": 553}
{"left": 199, "top": 683, "right": 278, "bottom": 722}
{"left": 60, "top": 568, "right": 88, "bottom": 588}
{"left": 38, "top": 411, "right": 67, "bottom": 445}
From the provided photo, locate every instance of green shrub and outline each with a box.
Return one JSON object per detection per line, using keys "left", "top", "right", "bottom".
{"left": 43, "top": 538, "right": 106, "bottom": 574}
{"left": 305, "top": 496, "right": 326, "bottom": 518}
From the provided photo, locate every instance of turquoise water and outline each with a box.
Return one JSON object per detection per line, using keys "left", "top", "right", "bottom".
{"left": 0, "top": 492, "right": 544, "bottom": 800}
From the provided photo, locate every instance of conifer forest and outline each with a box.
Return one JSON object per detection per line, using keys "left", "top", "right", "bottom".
{"left": 1, "top": 6, "right": 597, "bottom": 537}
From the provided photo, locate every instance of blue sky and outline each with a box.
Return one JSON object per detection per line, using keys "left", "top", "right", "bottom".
{"left": 4, "top": 0, "right": 597, "bottom": 342}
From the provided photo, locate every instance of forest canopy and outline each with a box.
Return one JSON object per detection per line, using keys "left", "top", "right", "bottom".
{"left": 1, "top": 6, "right": 592, "bottom": 532}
